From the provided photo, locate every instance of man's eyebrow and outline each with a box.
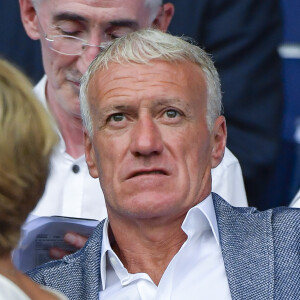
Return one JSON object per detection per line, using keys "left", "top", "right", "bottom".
{"left": 98, "top": 104, "right": 135, "bottom": 117}
{"left": 52, "top": 14, "right": 139, "bottom": 29}
{"left": 96, "top": 104, "right": 135, "bottom": 124}
{"left": 108, "top": 20, "right": 139, "bottom": 30}
{"left": 156, "top": 98, "right": 191, "bottom": 110}
{"left": 53, "top": 13, "right": 87, "bottom": 23}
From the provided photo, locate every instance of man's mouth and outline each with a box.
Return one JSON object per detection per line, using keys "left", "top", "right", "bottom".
{"left": 69, "top": 80, "right": 80, "bottom": 87}
{"left": 128, "top": 169, "right": 168, "bottom": 179}
{"left": 67, "top": 74, "right": 82, "bottom": 87}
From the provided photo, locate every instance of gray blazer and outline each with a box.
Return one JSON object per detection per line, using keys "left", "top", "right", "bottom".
{"left": 27, "top": 193, "right": 300, "bottom": 299}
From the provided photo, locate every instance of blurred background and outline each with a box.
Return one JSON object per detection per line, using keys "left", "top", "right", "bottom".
{"left": 0, "top": 0, "right": 299, "bottom": 210}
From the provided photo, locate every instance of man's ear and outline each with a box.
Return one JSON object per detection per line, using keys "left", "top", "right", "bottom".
{"left": 151, "top": 3, "right": 174, "bottom": 32}
{"left": 84, "top": 132, "right": 100, "bottom": 179}
{"left": 19, "top": 0, "right": 40, "bottom": 40}
{"left": 211, "top": 116, "right": 227, "bottom": 168}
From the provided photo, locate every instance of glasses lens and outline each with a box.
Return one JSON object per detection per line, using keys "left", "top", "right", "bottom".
{"left": 47, "top": 35, "right": 85, "bottom": 56}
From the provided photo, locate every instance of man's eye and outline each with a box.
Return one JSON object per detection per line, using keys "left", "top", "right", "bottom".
{"left": 61, "top": 30, "right": 81, "bottom": 36}
{"left": 164, "top": 110, "right": 180, "bottom": 118}
{"left": 106, "top": 28, "right": 133, "bottom": 40}
{"left": 109, "top": 113, "right": 125, "bottom": 122}
{"left": 53, "top": 23, "right": 83, "bottom": 37}
{"left": 110, "top": 33, "right": 122, "bottom": 40}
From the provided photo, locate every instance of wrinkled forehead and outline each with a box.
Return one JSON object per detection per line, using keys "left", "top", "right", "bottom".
{"left": 89, "top": 58, "right": 207, "bottom": 87}
{"left": 34, "top": 0, "right": 153, "bottom": 28}
{"left": 87, "top": 60, "right": 208, "bottom": 109}
{"left": 35, "top": 0, "right": 148, "bottom": 11}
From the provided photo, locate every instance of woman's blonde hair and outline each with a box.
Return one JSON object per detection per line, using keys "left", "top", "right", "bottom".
{"left": 0, "top": 59, "right": 58, "bottom": 254}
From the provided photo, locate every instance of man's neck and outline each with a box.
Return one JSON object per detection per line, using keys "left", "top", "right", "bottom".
{"left": 46, "top": 86, "right": 84, "bottom": 159}
{"left": 108, "top": 214, "right": 188, "bottom": 285}
{"left": 53, "top": 109, "right": 84, "bottom": 158}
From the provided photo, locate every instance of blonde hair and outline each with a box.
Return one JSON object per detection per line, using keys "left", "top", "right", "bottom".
{"left": 80, "top": 28, "right": 222, "bottom": 136}
{"left": 0, "top": 60, "right": 58, "bottom": 254}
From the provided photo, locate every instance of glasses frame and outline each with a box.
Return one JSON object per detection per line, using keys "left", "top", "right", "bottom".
{"left": 36, "top": 14, "right": 105, "bottom": 56}
{"left": 44, "top": 34, "right": 103, "bottom": 56}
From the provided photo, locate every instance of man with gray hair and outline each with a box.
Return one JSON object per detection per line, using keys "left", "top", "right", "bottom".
{"left": 28, "top": 29, "right": 300, "bottom": 300}
{"left": 18, "top": 0, "right": 247, "bottom": 257}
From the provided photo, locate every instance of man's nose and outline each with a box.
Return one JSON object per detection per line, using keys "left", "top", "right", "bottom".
{"left": 78, "top": 42, "right": 102, "bottom": 73}
{"left": 130, "top": 116, "right": 164, "bottom": 157}
{"left": 78, "top": 31, "right": 105, "bottom": 74}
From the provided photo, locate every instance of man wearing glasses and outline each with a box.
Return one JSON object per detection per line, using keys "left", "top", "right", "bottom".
{"left": 18, "top": 0, "right": 247, "bottom": 256}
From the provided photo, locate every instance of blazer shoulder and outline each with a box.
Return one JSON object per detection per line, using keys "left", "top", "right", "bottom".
{"left": 213, "top": 192, "right": 300, "bottom": 244}
{"left": 213, "top": 192, "right": 300, "bottom": 219}
{"left": 271, "top": 206, "right": 300, "bottom": 232}
{"left": 26, "top": 220, "right": 105, "bottom": 298}
{"left": 212, "top": 192, "right": 258, "bottom": 215}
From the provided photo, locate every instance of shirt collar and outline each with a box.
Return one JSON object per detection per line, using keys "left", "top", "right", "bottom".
{"left": 181, "top": 193, "right": 220, "bottom": 245}
{"left": 100, "top": 193, "right": 220, "bottom": 290}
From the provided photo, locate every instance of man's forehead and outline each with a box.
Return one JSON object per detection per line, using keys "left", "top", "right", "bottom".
{"left": 39, "top": 0, "right": 146, "bottom": 9}
{"left": 88, "top": 61, "right": 207, "bottom": 109}
{"left": 77, "top": 0, "right": 142, "bottom": 8}
{"left": 92, "top": 60, "right": 206, "bottom": 85}
{"left": 38, "top": 0, "right": 150, "bottom": 25}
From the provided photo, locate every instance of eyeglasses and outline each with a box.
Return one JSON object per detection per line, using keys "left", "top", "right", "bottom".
{"left": 36, "top": 15, "right": 112, "bottom": 56}
{"left": 44, "top": 34, "right": 105, "bottom": 56}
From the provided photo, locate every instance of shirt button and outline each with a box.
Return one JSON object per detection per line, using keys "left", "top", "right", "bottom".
{"left": 72, "top": 164, "right": 80, "bottom": 174}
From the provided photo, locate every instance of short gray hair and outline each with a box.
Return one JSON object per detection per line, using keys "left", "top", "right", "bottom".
{"left": 80, "top": 28, "right": 222, "bottom": 136}
{"left": 32, "top": 0, "right": 162, "bottom": 14}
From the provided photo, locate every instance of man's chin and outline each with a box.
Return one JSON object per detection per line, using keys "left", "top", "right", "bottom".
{"left": 115, "top": 195, "right": 181, "bottom": 220}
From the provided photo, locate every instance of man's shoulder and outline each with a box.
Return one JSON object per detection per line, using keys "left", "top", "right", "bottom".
{"left": 213, "top": 192, "right": 300, "bottom": 230}
{"left": 26, "top": 252, "right": 87, "bottom": 300}
{"left": 213, "top": 194, "right": 300, "bottom": 298}
{"left": 26, "top": 238, "right": 87, "bottom": 278}
{"left": 27, "top": 220, "right": 105, "bottom": 298}
{"left": 213, "top": 192, "right": 300, "bottom": 258}
{"left": 271, "top": 205, "right": 300, "bottom": 230}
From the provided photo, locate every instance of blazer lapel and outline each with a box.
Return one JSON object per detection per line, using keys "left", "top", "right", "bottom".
{"left": 213, "top": 193, "right": 274, "bottom": 300}
{"left": 45, "top": 221, "right": 104, "bottom": 300}
{"left": 80, "top": 221, "right": 104, "bottom": 299}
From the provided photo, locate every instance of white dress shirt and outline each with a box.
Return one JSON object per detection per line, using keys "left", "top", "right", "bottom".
{"left": 99, "top": 194, "right": 232, "bottom": 300}
{"left": 0, "top": 275, "right": 31, "bottom": 300}
{"left": 0, "top": 274, "right": 68, "bottom": 300}
{"left": 212, "top": 148, "right": 247, "bottom": 207}
{"left": 27, "top": 76, "right": 246, "bottom": 223}
{"left": 290, "top": 189, "right": 300, "bottom": 208}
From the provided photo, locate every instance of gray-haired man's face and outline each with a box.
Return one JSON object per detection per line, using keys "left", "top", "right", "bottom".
{"left": 20, "top": 0, "right": 172, "bottom": 119}
{"left": 85, "top": 60, "right": 226, "bottom": 222}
